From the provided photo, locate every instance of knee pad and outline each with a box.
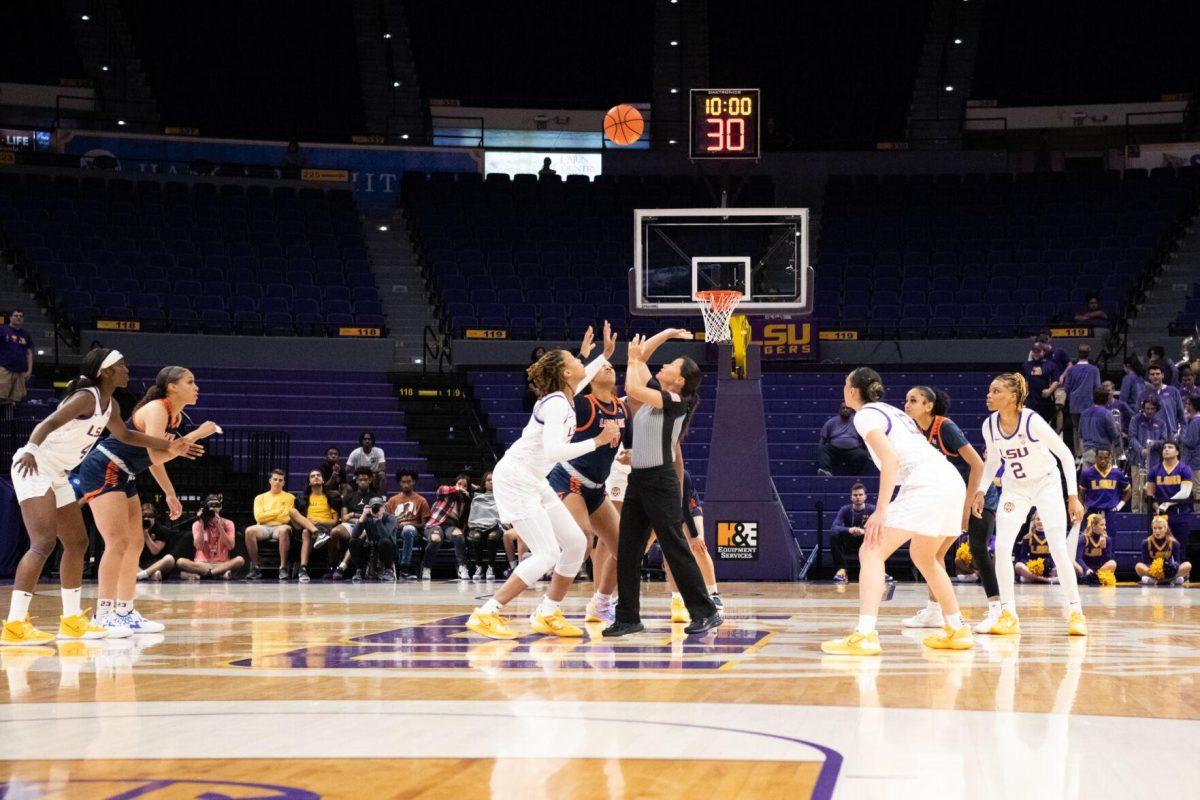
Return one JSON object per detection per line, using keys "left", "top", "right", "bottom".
{"left": 554, "top": 527, "right": 588, "bottom": 578}
{"left": 514, "top": 551, "right": 557, "bottom": 586}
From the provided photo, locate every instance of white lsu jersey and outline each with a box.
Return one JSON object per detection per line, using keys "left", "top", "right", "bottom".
{"left": 981, "top": 407, "right": 1073, "bottom": 489}
{"left": 37, "top": 387, "right": 111, "bottom": 474}
{"left": 853, "top": 402, "right": 945, "bottom": 481}
{"left": 498, "top": 391, "right": 590, "bottom": 483}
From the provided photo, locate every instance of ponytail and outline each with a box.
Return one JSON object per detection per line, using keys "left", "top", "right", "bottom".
{"left": 62, "top": 347, "right": 114, "bottom": 400}
{"left": 848, "top": 367, "right": 885, "bottom": 403}
{"left": 135, "top": 365, "right": 189, "bottom": 413}
{"left": 912, "top": 385, "right": 950, "bottom": 417}
{"left": 678, "top": 356, "right": 703, "bottom": 439}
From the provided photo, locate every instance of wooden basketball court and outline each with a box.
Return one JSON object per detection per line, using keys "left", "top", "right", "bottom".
{"left": 1, "top": 580, "right": 1196, "bottom": 799}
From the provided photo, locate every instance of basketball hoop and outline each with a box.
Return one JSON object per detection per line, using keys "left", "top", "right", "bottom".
{"left": 695, "top": 289, "right": 743, "bottom": 344}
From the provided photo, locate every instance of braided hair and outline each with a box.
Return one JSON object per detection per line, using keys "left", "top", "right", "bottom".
{"left": 526, "top": 349, "right": 572, "bottom": 398}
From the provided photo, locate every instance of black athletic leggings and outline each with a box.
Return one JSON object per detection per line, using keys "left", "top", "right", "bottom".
{"left": 968, "top": 507, "right": 999, "bottom": 598}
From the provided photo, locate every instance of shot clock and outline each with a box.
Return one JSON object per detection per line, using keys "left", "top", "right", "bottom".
{"left": 689, "top": 88, "right": 760, "bottom": 160}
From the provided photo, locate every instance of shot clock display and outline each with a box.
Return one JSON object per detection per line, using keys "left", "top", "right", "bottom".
{"left": 689, "top": 88, "right": 760, "bottom": 160}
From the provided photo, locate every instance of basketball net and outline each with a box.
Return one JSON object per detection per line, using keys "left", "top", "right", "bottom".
{"left": 696, "top": 290, "right": 743, "bottom": 344}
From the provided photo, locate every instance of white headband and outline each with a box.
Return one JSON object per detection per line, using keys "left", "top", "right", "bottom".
{"left": 100, "top": 350, "right": 124, "bottom": 370}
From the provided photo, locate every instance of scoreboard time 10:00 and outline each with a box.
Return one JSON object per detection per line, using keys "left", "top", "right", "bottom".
{"left": 689, "top": 88, "right": 760, "bottom": 160}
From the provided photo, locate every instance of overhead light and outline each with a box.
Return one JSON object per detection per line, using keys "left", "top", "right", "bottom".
{"left": 36, "top": 349, "right": 45, "bottom": 356}
{"left": 944, "top": 85, "right": 954, "bottom": 92}
{"left": 670, "top": 88, "right": 678, "bottom": 94}
{"left": 669, "top": 40, "right": 679, "bottom": 46}
{"left": 101, "top": 65, "right": 109, "bottom": 71}
{"left": 117, "top": 119, "right": 127, "bottom": 125}
{"left": 414, "top": 358, "right": 423, "bottom": 364}
{"left": 378, "top": 225, "right": 389, "bottom": 232}
{"left": 392, "top": 80, "right": 400, "bottom": 87}
{"left": 668, "top": 139, "right": 677, "bottom": 144}
{"left": 383, "top": 32, "right": 392, "bottom": 39}
{"left": 81, "top": 14, "right": 90, "bottom": 20}
{"left": 401, "top": 134, "right": 410, "bottom": 140}
{"left": 953, "top": 38, "right": 963, "bottom": 44}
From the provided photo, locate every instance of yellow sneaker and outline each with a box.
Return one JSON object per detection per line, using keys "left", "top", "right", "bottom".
{"left": 465, "top": 610, "right": 520, "bottom": 640}
{"left": 923, "top": 625, "right": 974, "bottom": 650}
{"left": 670, "top": 596, "right": 691, "bottom": 624}
{"left": 1, "top": 618, "right": 55, "bottom": 646}
{"left": 984, "top": 609, "right": 1021, "bottom": 636}
{"left": 1067, "top": 611, "right": 1088, "bottom": 636}
{"left": 58, "top": 610, "right": 108, "bottom": 640}
{"left": 821, "top": 630, "right": 882, "bottom": 656}
{"left": 530, "top": 609, "right": 583, "bottom": 638}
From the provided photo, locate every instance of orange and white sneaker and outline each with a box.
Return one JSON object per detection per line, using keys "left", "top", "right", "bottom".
{"left": 821, "top": 630, "right": 882, "bottom": 656}
{"left": 466, "top": 610, "right": 520, "bottom": 639}
{"left": 530, "top": 609, "right": 583, "bottom": 638}
{"left": 1, "top": 618, "right": 55, "bottom": 646}
{"left": 670, "top": 596, "right": 691, "bottom": 624}
{"left": 923, "top": 624, "right": 974, "bottom": 650}
{"left": 58, "top": 610, "right": 108, "bottom": 640}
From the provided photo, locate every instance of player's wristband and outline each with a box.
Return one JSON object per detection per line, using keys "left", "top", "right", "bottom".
{"left": 13, "top": 443, "right": 37, "bottom": 461}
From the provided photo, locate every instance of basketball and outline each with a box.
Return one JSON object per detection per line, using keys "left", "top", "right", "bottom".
{"left": 604, "top": 104, "right": 644, "bottom": 146}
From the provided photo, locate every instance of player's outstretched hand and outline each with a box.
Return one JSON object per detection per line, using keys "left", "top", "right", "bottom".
{"left": 671, "top": 328, "right": 694, "bottom": 340}
{"left": 579, "top": 325, "right": 596, "bottom": 359}
{"left": 626, "top": 334, "right": 646, "bottom": 363}
{"left": 602, "top": 320, "right": 618, "bottom": 359}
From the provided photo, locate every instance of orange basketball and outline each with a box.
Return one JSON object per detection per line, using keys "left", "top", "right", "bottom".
{"left": 604, "top": 104, "right": 644, "bottom": 146}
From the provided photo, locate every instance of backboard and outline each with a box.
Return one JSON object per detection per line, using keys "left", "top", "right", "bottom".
{"left": 630, "top": 208, "right": 812, "bottom": 316}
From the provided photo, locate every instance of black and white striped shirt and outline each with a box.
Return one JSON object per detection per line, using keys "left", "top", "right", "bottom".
{"left": 630, "top": 390, "right": 689, "bottom": 469}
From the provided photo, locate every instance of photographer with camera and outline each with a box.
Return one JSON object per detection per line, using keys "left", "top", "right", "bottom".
{"left": 177, "top": 495, "right": 245, "bottom": 579}
{"left": 135, "top": 502, "right": 183, "bottom": 582}
{"left": 348, "top": 496, "right": 400, "bottom": 582}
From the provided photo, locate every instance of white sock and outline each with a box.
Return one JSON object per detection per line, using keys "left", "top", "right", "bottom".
{"left": 1068, "top": 600, "right": 1083, "bottom": 616}
{"left": 115, "top": 599, "right": 133, "bottom": 617}
{"left": 61, "top": 587, "right": 82, "bottom": 618}
{"left": 945, "top": 612, "right": 964, "bottom": 629}
{"left": 855, "top": 614, "right": 877, "bottom": 634}
{"left": 988, "top": 600, "right": 1001, "bottom": 617}
{"left": 537, "top": 596, "right": 561, "bottom": 616}
{"left": 1000, "top": 601, "right": 1016, "bottom": 615}
{"left": 136, "top": 570, "right": 149, "bottom": 580}
{"left": 671, "top": 592, "right": 683, "bottom": 601}
{"left": 7, "top": 590, "right": 33, "bottom": 623}
{"left": 706, "top": 584, "right": 719, "bottom": 594}
{"left": 594, "top": 592, "right": 612, "bottom": 604}
{"left": 480, "top": 598, "right": 503, "bottom": 615}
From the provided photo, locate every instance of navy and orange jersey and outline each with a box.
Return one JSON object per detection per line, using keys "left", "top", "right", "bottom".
{"left": 94, "top": 398, "right": 182, "bottom": 475}
{"left": 923, "top": 415, "right": 971, "bottom": 483}
{"left": 1142, "top": 536, "right": 1181, "bottom": 564}
{"left": 683, "top": 469, "right": 702, "bottom": 518}
{"left": 563, "top": 393, "right": 626, "bottom": 484}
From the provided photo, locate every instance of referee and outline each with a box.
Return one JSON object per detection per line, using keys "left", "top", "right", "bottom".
{"left": 603, "top": 331, "right": 722, "bottom": 637}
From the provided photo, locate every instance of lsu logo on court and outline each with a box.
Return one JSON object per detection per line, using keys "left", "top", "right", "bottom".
{"left": 716, "top": 521, "right": 759, "bottom": 560}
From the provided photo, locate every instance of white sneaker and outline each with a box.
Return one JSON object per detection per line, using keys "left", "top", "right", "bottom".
{"left": 955, "top": 573, "right": 979, "bottom": 583}
{"left": 974, "top": 613, "right": 1000, "bottom": 634}
{"left": 902, "top": 604, "right": 945, "bottom": 628}
{"left": 457, "top": 565, "right": 470, "bottom": 580}
{"left": 1173, "top": 576, "right": 1186, "bottom": 585}
{"left": 421, "top": 568, "right": 432, "bottom": 581}
{"left": 1141, "top": 575, "right": 1155, "bottom": 585}
{"left": 485, "top": 566, "right": 495, "bottom": 580}
{"left": 122, "top": 610, "right": 165, "bottom": 634}
{"left": 94, "top": 612, "right": 133, "bottom": 639}
{"left": 472, "top": 566, "right": 483, "bottom": 580}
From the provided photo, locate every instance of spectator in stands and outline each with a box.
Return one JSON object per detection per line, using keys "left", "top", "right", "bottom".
{"left": 135, "top": 502, "right": 180, "bottom": 581}
{"left": 346, "top": 432, "right": 387, "bottom": 493}
{"left": 348, "top": 496, "right": 398, "bottom": 582}
{"left": 385, "top": 468, "right": 428, "bottom": 577}
{"left": 244, "top": 469, "right": 300, "bottom": 580}
{"left": 817, "top": 405, "right": 870, "bottom": 477}
{"left": 1077, "top": 387, "right": 1118, "bottom": 465}
{"left": 1141, "top": 364, "right": 1184, "bottom": 436}
{"left": 1179, "top": 366, "right": 1199, "bottom": 400}
{"left": 1074, "top": 513, "right": 1116, "bottom": 584}
{"left": 829, "top": 483, "right": 875, "bottom": 583}
{"left": 1129, "top": 396, "right": 1166, "bottom": 512}
{"left": 1062, "top": 344, "right": 1101, "bottom": 454}
{"left": 1034, "top": 333, "right": 1071, "bottom": 374}
{"left": 177, "top": 495, "right": 245, "bottom": 579}
{"left": 1136, "top": 515, "right": 1191, "bottom": 585}
{"left": 523, "top": 347, "right": 548, "bottom": 412}
{"left": 538, "top": 157, "right": 557, "bottom": 179}
{"left": 1073, "top": 295, "right": 1108, "bottom": 326}
{"left": 295, "top": 469, "right": 351, "bottom": 582}
{"left": 466, "top": 472, "right": 502, "bottom": 580}
{"left": 0, "top": 308, "right": 33, "bottom": 420}
{"left": 1102, "top": 379, "right": 1134, "bottom": 449}
{"left": 331, "top": 467, "right": 375, "bottom": 577}
{"left": 1022, "top": 342, "right": 1062, "bottom": 425}
{"left": 1144, "top": 442, "right": 1193, "bottom": 552}
{"left": 1078, "top": 447, "right": 1130, "bottom": 539}
{"left": 421, "top": 474, "right": 474, "bottom": 580}
{"left": 1181, "top": 397, "right": 1200, "bottom": 483}
{"left": 317, "top": 446, "right": 347, "bottom": 497}
{"left": 1121, "top": 356, "right": 1146, "bottom": 409}
{"left": 1146, "top": 345, "right": 1178, "bottom": 386}
{"left": 502, "top": 528, "right": 527, "bottom": 576}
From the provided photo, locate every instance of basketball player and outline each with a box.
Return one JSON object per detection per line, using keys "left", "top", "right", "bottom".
{"left": 901, "top": 387, "right": 987, "bottom": 629}
{"left": 546, "top": 356, "right": 626, "bottom": 626}
{"left": 78, "top": 366, "right": 220, "bottom": 636}
{"left": 973, "top": 372, "right": 1087, "bottom": 636}
{"left": 822, "top": 367, "right": 971, "bottom": 656}
{"left": 465, "top": 324, "right": 620, "bottom": 639}
{"left": 4, "top": 349, "right": 199, "bottom": 645}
